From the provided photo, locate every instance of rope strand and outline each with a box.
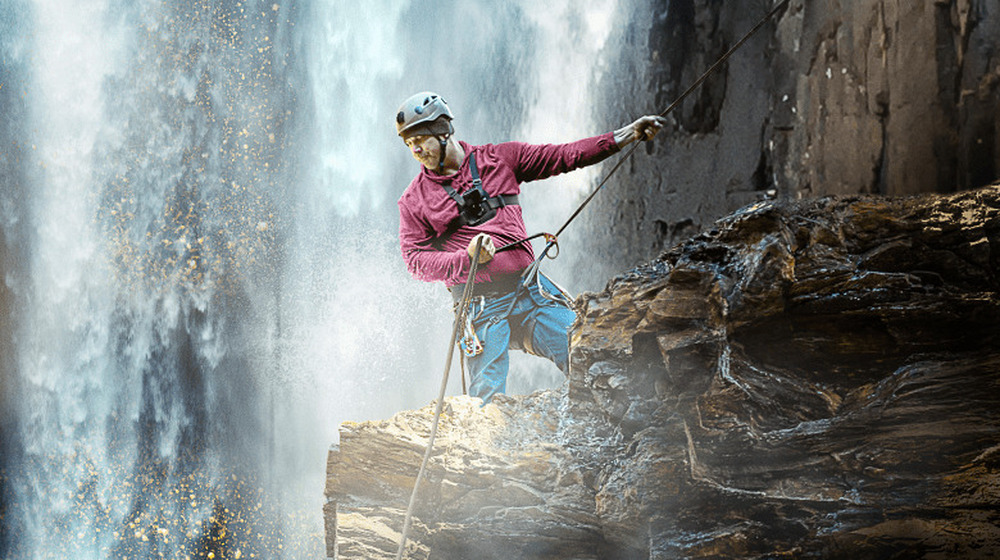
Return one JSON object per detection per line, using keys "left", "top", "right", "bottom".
{"left": 395, "top": 238, "right": 484, "bottom": 560}
{"left": 498, "top": 0, "right": 791, "bottom": 260}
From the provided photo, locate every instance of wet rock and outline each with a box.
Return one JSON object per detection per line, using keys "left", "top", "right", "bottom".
{"left": 326, "top": 185, "right": 1000, "bottom": 559}
{"left": 577, "top": 0, "right": 1000, "bottom": 286}
{"left": 569, "top": 185, "right": 1000, "bottom": 558}
{"left": 325, "top": 392, "right": 623, "bottom": 560}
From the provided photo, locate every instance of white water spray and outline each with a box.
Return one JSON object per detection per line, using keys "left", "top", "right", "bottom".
{"left": 15, "top": 1, "right": 128, "bottom": 557}
{"left": 0, "top": 1, "right": 621, "bottom": 557}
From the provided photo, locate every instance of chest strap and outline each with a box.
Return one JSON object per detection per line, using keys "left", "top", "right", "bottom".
{"left": 440, "top": 152, "right": 519, "bottom": 227}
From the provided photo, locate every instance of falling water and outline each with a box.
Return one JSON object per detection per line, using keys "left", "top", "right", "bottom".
{"left": 0, "top": 0, "right": 621, "bottom": 557}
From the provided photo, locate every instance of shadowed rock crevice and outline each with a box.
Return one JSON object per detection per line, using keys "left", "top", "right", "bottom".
{"left": 648, "top": 0, "right": 728, "bottom": 135}
{"left": 326, "top": 185, "right": 1000, "bottom": 559}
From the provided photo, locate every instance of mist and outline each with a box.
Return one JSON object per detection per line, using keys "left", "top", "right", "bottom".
{"left": 0, "top": 0, "right": 623, "bottom": 557}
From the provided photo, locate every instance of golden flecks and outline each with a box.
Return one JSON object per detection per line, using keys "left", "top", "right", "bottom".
{"left": 39, "top": 454, "right": 323, "bottom": 556}
{"left": 48, "top": 5, "right": 315, "bottom": 554}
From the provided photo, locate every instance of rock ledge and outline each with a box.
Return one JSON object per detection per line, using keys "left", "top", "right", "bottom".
{"left": 327, "top": 186, "right": 1000, "bottom": 559}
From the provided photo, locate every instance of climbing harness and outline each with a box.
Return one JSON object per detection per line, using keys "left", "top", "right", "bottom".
{"left": 395, "top": 1, "right": 792, "bottom": 556}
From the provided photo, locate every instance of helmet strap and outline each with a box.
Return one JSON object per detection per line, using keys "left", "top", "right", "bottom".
{"left": 434, "top": 134, "right": 449, "bottom": 171}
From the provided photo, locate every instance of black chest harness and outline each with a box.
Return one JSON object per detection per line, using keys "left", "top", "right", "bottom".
{"left": 441, "top": 152, "right": 518, "bottom": 227}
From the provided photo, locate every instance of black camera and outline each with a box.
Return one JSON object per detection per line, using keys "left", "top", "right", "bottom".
{"left": 459, "top": 185, "right": 496, "bottom": 226}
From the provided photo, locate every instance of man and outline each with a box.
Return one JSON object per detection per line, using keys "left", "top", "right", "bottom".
{"left": 396, "top": 91, "right": 665, "bottom": 403}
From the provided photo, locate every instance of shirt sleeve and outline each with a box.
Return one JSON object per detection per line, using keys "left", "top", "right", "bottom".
{"left": 505, "top": 132, "right": 620, "bottom": 183}
{"left": 398, "top": 197, "right": 469, "bottom": 284}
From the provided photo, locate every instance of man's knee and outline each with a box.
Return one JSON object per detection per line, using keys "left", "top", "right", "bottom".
{"left": 527, "top": 305, "right": 576, "bottom": 371}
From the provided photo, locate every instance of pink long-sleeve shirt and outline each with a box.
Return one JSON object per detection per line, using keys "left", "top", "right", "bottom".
{"left": 398, "top": 133, "right": 620, "bottom": 288}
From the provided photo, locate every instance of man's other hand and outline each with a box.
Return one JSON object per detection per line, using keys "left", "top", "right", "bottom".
{"left": 467, "top": 233, "right": 495, "bottom": 264}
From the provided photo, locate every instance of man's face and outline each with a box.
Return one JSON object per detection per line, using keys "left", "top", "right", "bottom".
{"left": 404, "top": 135, "right": 440, "bottom": 170}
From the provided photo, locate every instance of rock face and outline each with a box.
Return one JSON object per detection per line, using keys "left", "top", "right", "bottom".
{"left": 325, "top": 393, "right": 622, "bottom": 560}
{"left": 326, "top": 184, "right": 1000, "bottom": 559}
{"left": 575, "top": 0, "right": 1000, "bottom": 283}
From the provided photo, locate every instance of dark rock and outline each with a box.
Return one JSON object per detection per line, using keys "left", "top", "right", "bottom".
{"left": 573, "top": 0, "right": 1000, "bottom": 287}
{"left": 326, "top": 185, "right": 1000, "bottom": 559}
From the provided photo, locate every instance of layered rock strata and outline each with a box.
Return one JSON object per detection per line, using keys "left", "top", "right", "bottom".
{"left": 327, "top": 185, "right": 1000, "bottom": 559}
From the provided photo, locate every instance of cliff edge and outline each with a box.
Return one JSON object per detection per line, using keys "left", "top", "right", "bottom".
{"left": 326, "top": 185, "right": 1000, "bottom": 559}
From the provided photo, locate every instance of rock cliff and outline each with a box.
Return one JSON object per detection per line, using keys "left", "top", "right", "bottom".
{"left": 325, "top": 184, "right": 1000, "bottom": 559}
{"left": 576, "top": 0, "right": 1000, "bottom": 283}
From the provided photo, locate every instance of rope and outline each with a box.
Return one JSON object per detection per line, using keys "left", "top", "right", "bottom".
{"left": 497, "top": 0, "right": 791, "bottom": 260}
{"left": 460, "top": 350, "right": 467, "bottom": 395}
{"left": 395, "top": 238, "right": 484, "bottom": 560}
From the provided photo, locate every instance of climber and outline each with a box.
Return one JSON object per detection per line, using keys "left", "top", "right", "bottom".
{"left": 395, "top": 91, "right": 666, "bottom": 404}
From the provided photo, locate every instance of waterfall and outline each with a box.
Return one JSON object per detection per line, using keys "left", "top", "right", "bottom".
{"left": 0, "top": 0, "right": 620, "bottom": 557}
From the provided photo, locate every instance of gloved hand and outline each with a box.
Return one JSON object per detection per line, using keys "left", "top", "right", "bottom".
{"left": 614, "top": 115, "right": 668, "bottom": 147}
{"left": 467, "top": 233, "right": 495, "bottom": 264}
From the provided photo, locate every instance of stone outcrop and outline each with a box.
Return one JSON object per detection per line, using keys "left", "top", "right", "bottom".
{"left": 326, "top": 184, "right": 1000, "bottom": 559}
{"left": 325, "top": 392, "right": 621, "bottom": 560}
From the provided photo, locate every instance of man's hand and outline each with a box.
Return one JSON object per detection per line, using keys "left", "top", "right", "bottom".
{"left": 467, "top": 233, "right": 495, "bottom": 264}
{"left": 614, "top": 115, "right": 668, "bottom": 148}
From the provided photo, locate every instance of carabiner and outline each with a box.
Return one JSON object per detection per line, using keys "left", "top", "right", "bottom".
{"left": 460, "top": 313, "right": 483, "bottom": 357}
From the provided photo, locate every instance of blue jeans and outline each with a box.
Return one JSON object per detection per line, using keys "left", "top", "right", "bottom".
{"left": 461, "top": 274, "right": 576, "bottom": 404}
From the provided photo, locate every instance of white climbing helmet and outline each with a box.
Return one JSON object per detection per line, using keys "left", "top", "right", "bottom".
{"left": 395, "top": 91, "right": 454, "bottom": 138}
